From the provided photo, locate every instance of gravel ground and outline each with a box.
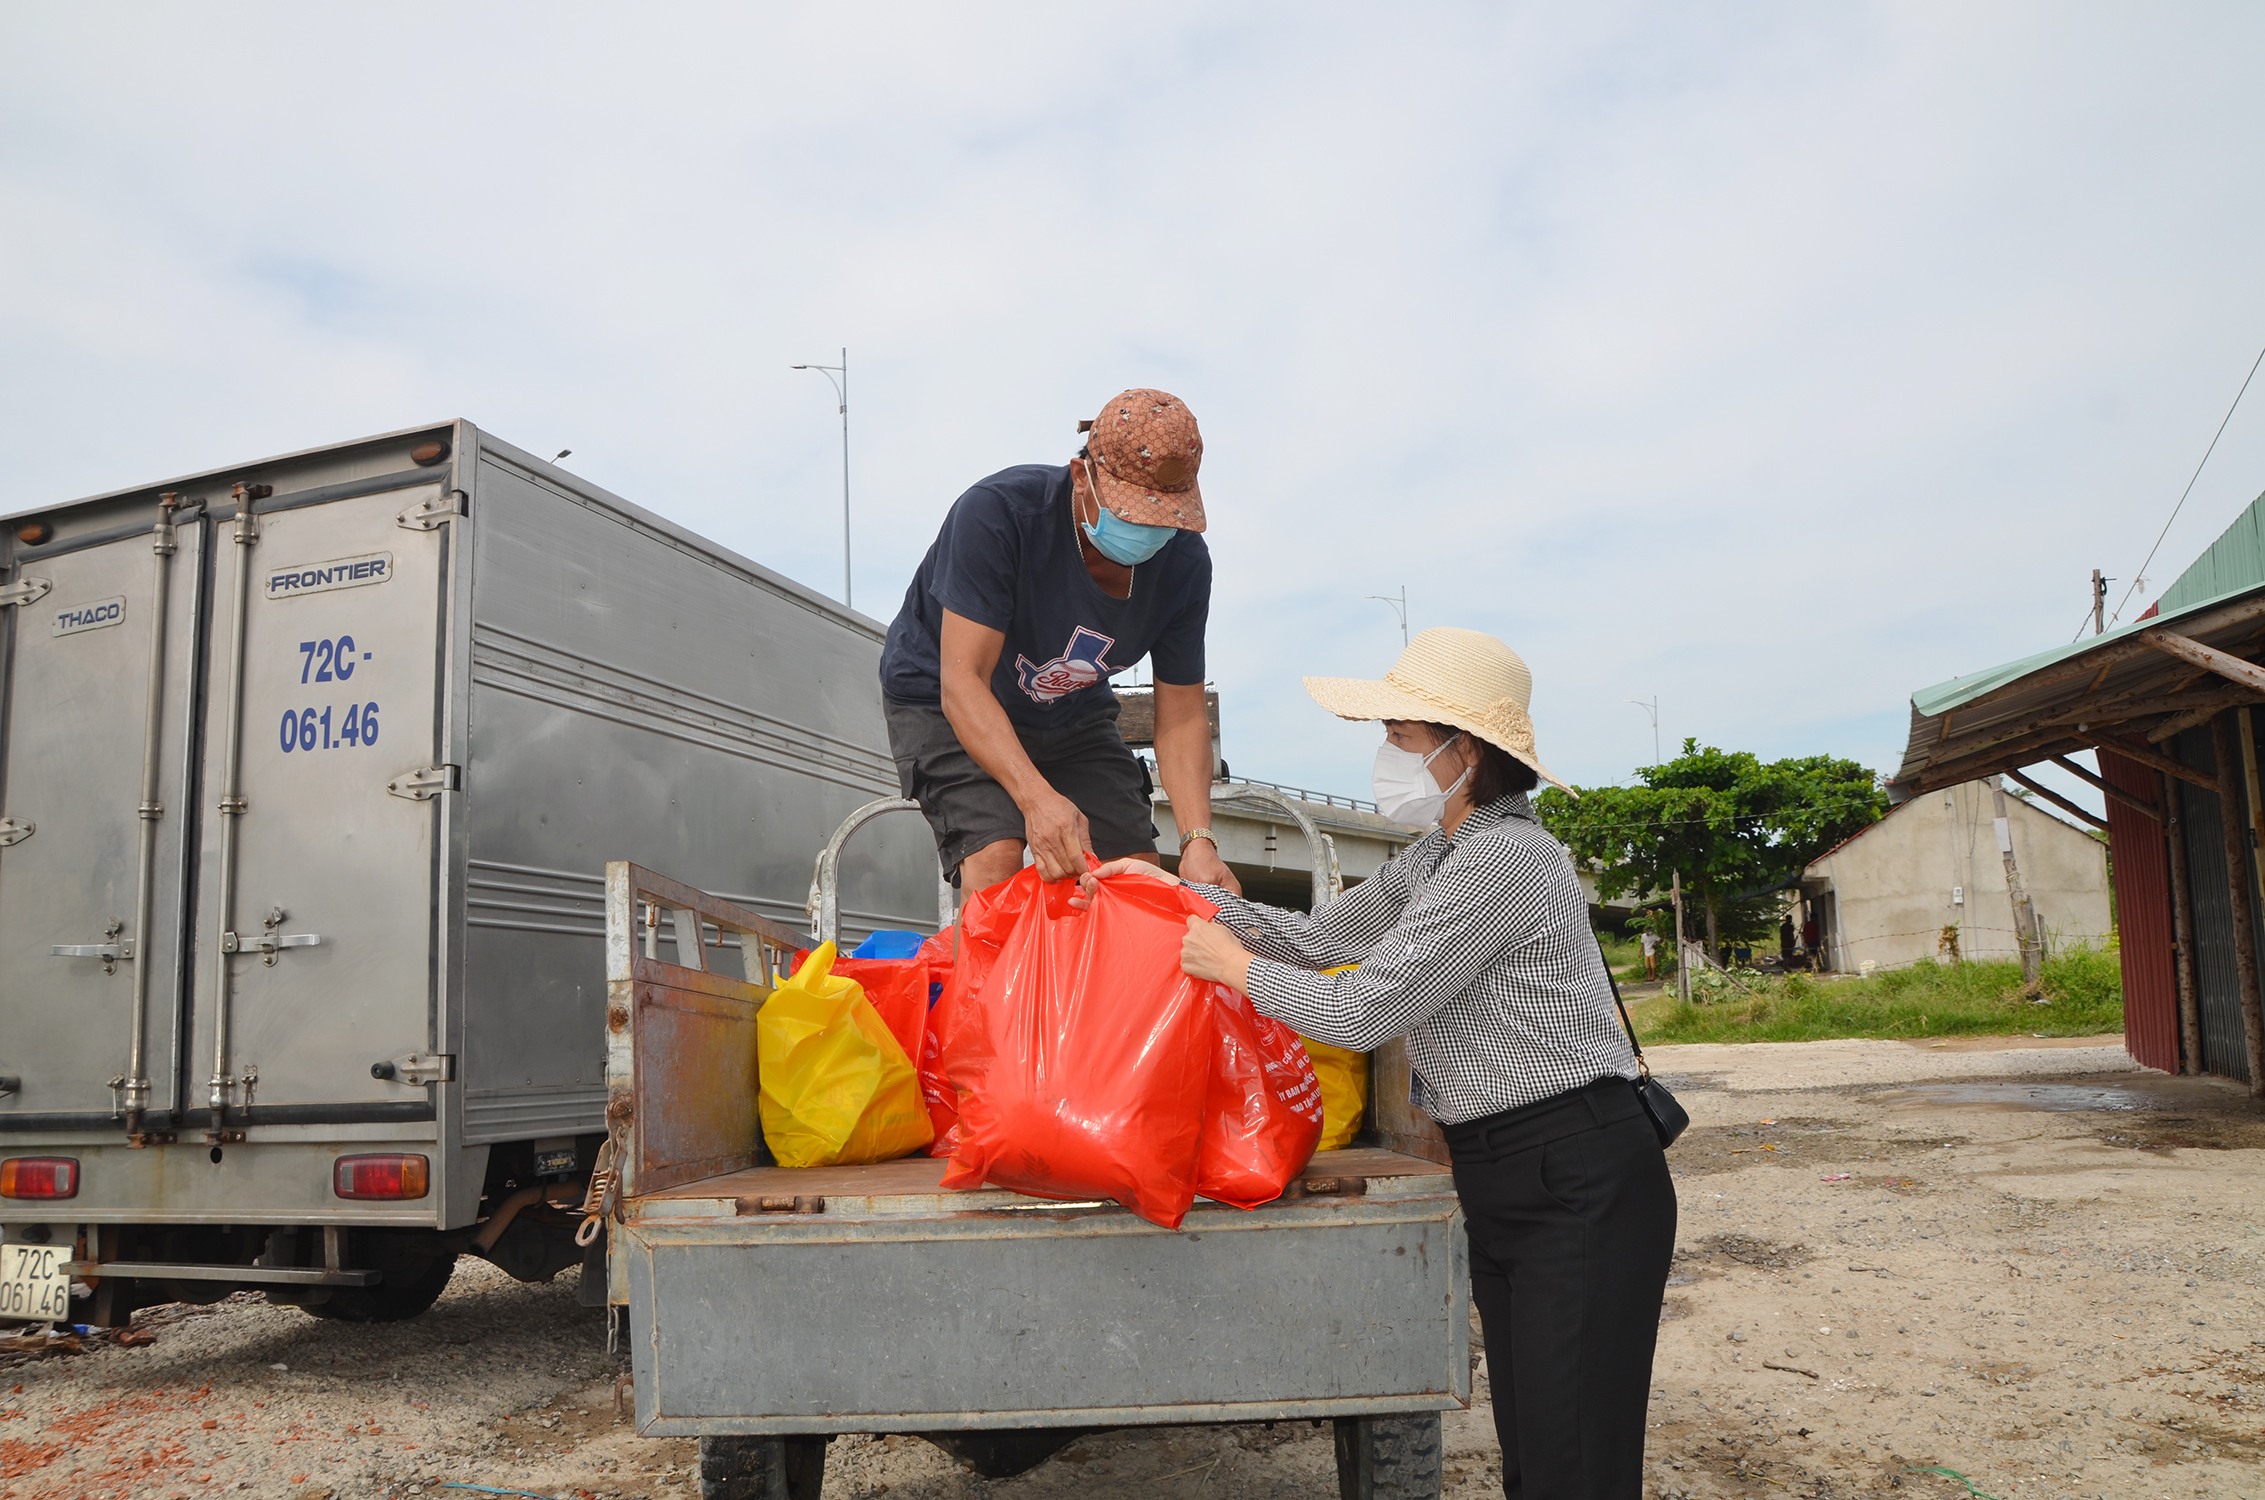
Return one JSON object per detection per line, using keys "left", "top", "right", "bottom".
{"left": 3, "top": 1034, "right": 2260, "bottom": 1500}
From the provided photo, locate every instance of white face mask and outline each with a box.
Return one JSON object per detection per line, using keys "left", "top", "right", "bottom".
{"left": 1372, "top": 734, "right": 1471, "bottom": 826}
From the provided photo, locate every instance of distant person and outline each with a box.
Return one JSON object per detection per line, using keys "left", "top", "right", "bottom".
{"left": 1640, "top": 928, "right": 1659, "bottom": 981}
{"left": 878, "top": 390, "right": 1239, "bottom": 897}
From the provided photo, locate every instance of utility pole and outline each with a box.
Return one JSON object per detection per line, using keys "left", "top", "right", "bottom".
{"left": 1671, "top": 869, "right": 1689, "bottom": 1006}
{"left": 2092, "top": 569, "right": 2110, "bottom": 636}
{"left": 792, "top": 348, "right": 851, "bottom": 608}
{"left": 1626, "top": 696, "right": 1660, "bottom": 767}
{"left": 1365, "top": 586, "right": 1408, "bottom": 648}
{"left": 1990, "top": 774, "right": 2043, "bottom": 987}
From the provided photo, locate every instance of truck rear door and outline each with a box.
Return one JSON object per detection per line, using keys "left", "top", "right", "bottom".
{"left": 186, "top": 487, "right": 452, "bottom": 1123}
{"left": 0, "top": 513, "right": 206, "bottom": 1122}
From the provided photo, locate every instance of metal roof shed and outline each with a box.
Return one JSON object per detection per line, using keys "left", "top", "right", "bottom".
{"left": 1890, "top": 511, "right": 2265, "bottom": 1092}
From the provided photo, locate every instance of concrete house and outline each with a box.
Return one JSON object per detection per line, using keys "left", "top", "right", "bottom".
{"left": 1796, "top": 779, "right": 2112, "bottom": 973}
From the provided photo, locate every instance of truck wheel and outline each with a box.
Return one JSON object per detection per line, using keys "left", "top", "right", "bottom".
{"left": 303, "top": 1252, "right": 458, "bottom": 1323}
{"left": 697, "top": 1435, "right": 827, "bottom": 1500}
{"left": 1334, "top": 1413, "right": 1443, "bottom": 1500}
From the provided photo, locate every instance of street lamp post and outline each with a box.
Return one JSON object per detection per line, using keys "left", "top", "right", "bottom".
{"left": 1365, "top": 586, "right": 1408, "bottom": 648}
{"left": 792, "top": 348, "right": 851, "bottom": 609}
{"left": 1626, "top": 696, "right": 1660, "bottom": 767}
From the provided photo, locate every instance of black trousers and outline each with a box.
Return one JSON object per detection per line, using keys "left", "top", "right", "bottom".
{"left": 1444, "top": 1076, "right": 1678, "bottom": 1500}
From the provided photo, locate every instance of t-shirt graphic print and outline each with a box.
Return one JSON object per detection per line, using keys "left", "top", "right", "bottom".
{"left": 1016, "top": 626, "right": 1115, "bottom": 705}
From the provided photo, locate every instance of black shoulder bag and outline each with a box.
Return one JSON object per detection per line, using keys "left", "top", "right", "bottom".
{"left": 1597, "top": 934, "right": 1688, "bottom": 1147}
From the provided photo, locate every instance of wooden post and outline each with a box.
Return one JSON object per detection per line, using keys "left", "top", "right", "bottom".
{"left": 2208, "top": 713, "right": 2265, "bottom": 1097}
{"left": 2161, "top": 770, "right": 2203, "bottom": 1076}
{"left": 1672, "top": 869, "right": 1689, "bottom": 1004}
{"left": 1990, "top": 775, "right": 2044, "bottom": 986}
{"left": 2237, "top": 712, "right": 2265, "bottom": 1093}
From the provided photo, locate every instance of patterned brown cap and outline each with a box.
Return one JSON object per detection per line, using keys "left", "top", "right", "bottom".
{"left": 1078, "top": 389, "right": 1206, "bottom": 532}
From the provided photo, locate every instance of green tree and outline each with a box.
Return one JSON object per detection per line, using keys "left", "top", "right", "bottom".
{"left": 1535, "top": 739, "right": 1885, "bottom": 957}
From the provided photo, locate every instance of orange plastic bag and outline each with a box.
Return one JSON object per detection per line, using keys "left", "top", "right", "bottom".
{"left": 1197, "top": 988, "right": 1323, "bottom": 1208}
{"left": 939, "top": 866, "right": 1217, "bottom": 1229}
{"left": 757, "top": 944, "right": 935, "bottom": 1169}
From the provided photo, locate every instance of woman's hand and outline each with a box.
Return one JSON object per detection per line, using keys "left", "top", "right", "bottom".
{"left": 1182, "top": 915, "right": 1254, "bottom": 996}
{"left": 1069, "top": 857, "right": 1180, "bottom": 909}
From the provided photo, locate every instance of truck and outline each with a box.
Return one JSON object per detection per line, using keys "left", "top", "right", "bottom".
{"left": 0, "top": 421, "right": 941, "bottom": 1323}
{"left": 600, "top": 805, "right": 1472, "bottom": 1500}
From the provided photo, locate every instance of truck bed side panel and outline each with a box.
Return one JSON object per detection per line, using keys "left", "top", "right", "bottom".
{"left": 624, "top": 1198, "right": 1470, "bottom": 1435}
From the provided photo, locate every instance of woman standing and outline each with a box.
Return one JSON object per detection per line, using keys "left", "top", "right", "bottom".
{"left": 1084, "top": 627, "right": 1677, "bottom": 1500}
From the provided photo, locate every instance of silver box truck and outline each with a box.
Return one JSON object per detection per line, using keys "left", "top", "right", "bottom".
{"left": 0, "top": 421, "right": 939, "bottom": 1322}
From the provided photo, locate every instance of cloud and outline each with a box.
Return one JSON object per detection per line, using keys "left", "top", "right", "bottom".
{"left": 4, "top": 1, "right": 2263, "bottom": 808}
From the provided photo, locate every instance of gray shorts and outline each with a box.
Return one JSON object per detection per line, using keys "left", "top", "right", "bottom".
{"left": 883, "top": 697, "right": 1159, "bottom": 883}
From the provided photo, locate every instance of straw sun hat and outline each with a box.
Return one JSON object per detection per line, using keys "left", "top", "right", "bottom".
{"left": 1303, "top": 627, "right": 1573, "bottom": 795}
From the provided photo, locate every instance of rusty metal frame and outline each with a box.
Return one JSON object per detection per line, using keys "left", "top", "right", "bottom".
{"left": 604, "top": 862, "right": 806, "bottom": 1207}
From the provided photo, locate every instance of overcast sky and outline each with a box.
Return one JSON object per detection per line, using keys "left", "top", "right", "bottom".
{"left": 6, "top": 3, "right": 2264, "bottom": 814}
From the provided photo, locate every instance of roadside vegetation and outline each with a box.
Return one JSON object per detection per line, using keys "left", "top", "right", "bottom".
{"left": 1625, "top": 945, "right": 2123, "bottom": 1045}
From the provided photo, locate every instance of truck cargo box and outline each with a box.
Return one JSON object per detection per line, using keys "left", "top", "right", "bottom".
{"left": 0, "top": 421, "right": 940, "bottom": 1316}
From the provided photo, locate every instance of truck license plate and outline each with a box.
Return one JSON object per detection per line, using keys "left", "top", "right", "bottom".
{"left": 0, "top": 1243, "right": 72, "bottom": 1322}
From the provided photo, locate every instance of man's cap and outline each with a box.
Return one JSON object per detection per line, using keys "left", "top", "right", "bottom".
{"left": 1076, "top": 389, "right": 1205, "bottom": 532}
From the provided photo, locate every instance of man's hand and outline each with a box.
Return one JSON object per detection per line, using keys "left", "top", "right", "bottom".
{"left": 1175, "top": 837, "right": 1240, "bottom": 894}
{"left": 1181, "top": 915, "right": 1254, "bottom": 995}
{"left": 1070, "top": 856, "right": 1180, "bottom": 909}
{"left": 1021, "top": 788, "right": 1093, "bottom": 882}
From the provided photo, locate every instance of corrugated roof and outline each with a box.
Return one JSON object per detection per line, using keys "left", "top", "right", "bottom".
{"left": 1909, "top": 487, "right": 2265, "bottom": 723}
{"left": 2159, "top": 488, "right": 2265, "bottom": 615}
{"left": 1892, "top": 490, "right": 2265, "bottom": 796}
{"left": 1893, "top": 582, "right": 2265, "bottom": 793}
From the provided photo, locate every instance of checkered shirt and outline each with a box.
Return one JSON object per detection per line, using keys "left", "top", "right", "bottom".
{"left": 1187, "top": 792, "right": 1637, "bottom": 1125}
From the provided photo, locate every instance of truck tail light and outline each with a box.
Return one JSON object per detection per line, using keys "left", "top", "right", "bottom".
{"left": 333, "top": 1154, "right": 428, "bottom": 1201}
{"left": 0, "top": 1157, "right": 78, "bottom": 1199}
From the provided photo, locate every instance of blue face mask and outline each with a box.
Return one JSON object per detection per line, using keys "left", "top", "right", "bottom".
{"left": 1078, "top": 460, "right": 1177, "bottom": 565}
{"left": 1082, "top": 512, "right": 1177, "bottom": 570}
{"left": 1082, "top": 505, "right": 1176, "bottom": 566}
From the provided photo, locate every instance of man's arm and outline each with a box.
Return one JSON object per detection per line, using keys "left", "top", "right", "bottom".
{"left": 1153, "top": 679, "right": 1241, "bottom": 895}
{"left": 937, "top": 609, "right": 1091, "bottom": 880}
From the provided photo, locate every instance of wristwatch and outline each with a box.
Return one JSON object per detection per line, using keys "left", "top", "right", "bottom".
{"left": 1178, "top": 828, "right": 1218, "bottom": 852}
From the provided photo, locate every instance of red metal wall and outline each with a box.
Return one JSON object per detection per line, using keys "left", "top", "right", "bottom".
{"left": 2100, "top": 749, "right": 2179, "bottom": 1071}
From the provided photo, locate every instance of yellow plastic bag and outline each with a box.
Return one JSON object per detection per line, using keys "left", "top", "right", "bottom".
{"left": 758, "top": 943, "right": 934, "bottom": 1168}
{"left": 1298, "top": 1035, "right": 1371, "bottom": 1152}
{"left": 1299, "top": 962, "right": 1371, "bottom": 1151}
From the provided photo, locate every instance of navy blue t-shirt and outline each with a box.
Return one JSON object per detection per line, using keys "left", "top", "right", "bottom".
{"left": 879, "top": 464, "right": 1211, "bottom": 729}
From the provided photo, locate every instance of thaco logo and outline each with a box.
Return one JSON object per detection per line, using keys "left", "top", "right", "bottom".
{"left": 266, "top": 552, "right": 394, "bottom": 600}
{"left": 51, "top": 596, "right": 126, "bottom": 636}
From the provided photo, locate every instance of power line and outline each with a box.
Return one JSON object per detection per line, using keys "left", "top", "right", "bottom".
{"left": 2092, "top": 339, "right": 2265, "bottom": 639}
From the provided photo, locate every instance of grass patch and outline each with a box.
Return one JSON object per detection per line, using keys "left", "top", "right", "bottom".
{"left": 1627, "top": 946, "right": 2124, "bottom": 1046}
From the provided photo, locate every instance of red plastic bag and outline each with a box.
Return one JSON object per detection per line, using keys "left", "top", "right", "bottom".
{"left": 916, "top": 926, "right": 966, "bottom": 1154}
{"left": 1197, "top": 988, "right": 1324, "bottom": 1208}
{"left": 939, "top": 866, "right": 1218, "bottom": 1229}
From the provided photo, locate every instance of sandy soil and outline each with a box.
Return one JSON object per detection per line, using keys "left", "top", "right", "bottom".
{"left": 2, "top": 1035, "right": 2259, "bottom": 1500}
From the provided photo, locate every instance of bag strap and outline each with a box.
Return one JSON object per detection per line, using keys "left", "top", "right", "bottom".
{"left": 1595, "top": 932, "right": 1653, "bottom": 1081}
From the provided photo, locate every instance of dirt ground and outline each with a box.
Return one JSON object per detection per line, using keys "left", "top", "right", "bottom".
{"left": 2, "top": 1035, "right": 2260, "bottom": 1500}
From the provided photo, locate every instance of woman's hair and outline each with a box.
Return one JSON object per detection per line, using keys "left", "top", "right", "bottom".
{"left": 1424, "top": 721, "right": 1539, "bottom": 803}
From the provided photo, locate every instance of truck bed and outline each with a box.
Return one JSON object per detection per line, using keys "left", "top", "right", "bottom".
{"left": 615, "top": 1146, "right": 1468, "bottom": 1437}
{"left": 601, "top": 864, "right": 1471, "bottom": 1438}
{"left": 629, "top": 1146, "right": 1452, "bottom": 1218}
